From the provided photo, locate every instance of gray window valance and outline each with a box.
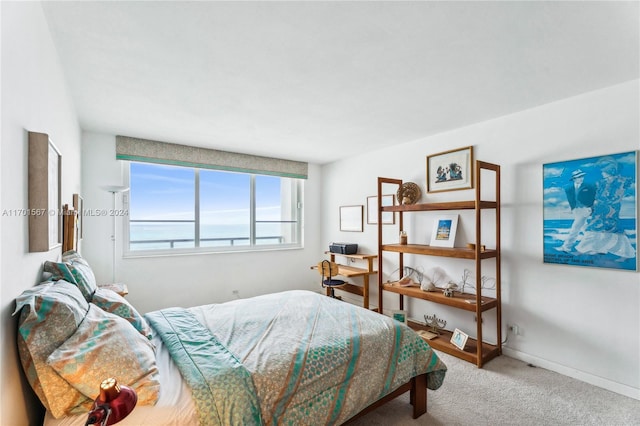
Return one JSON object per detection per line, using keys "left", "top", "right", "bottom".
{"left": 116, "top": 136, "right": 308, "bottom": 179}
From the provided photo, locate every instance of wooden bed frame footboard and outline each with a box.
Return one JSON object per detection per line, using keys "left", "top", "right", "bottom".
{"left": 343, "top": 373, "right": 427, "bottom": 424}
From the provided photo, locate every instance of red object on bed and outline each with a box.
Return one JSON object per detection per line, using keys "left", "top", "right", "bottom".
{"left": 85, "top": 378, "right": 137, "bottom": 426}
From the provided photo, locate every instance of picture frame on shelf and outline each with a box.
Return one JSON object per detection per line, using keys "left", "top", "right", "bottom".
{"left": 391, "top": 310, "right": 407, "bottom": 323}
{"left": 426, "top": 146, "right": 474, "bottom": 193}
{"left": 430, "top": 214, "right": 459, "bottom": 247}
{"left": 339, "top": 205, "right": 363, "bottom": 232}
{"left": 367, "top": 194, "right": 395, "bottom": 225}
{"left": 450, "top": 328, "right": 469, "bottom": 350}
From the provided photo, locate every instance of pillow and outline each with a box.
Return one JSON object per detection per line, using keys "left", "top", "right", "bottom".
{"left": 47, "top": 304, "right": 160, "bottom": 408}
{"left": 97, "top": 282, "right": 129, "bottom": 296}
{"left": 14, "top": 281, "right": 91, "bottom": 418}
{"left": 66, "top": 260, "right": 97, "bottom": 302}
{"left": 61, "top": 250, "right": 85, "bottom": 264}
{"left": 42, "top": 261, "right": 78, "bottom": 285}
{"left": 91, "top": 288, "right": 153, "bottom": 340}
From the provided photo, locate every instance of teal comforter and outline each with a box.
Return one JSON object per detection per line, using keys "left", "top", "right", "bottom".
{"left": 145, "top": 308, "right": 262, "bottom": 425}
{"left": 146, "top": 290, "right": 446, "bottom": 425}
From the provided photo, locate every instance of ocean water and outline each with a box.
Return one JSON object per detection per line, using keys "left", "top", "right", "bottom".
{"left": 130, "top": 223, "right": 285, "bottom": 250}
{"left": 543, "top": 218, "right": 637, "bottom": 270}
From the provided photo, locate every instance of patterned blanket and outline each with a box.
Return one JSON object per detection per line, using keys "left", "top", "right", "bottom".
{"left": 145, "top": 308, "right": 262, "bottom": 425}
{"left": 146, "top": 290, "right": 446, "bottom": 425}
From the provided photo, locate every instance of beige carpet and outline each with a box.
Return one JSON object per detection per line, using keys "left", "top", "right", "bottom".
{"left": 348, "top": 352, "right": 640, "bottom": 425}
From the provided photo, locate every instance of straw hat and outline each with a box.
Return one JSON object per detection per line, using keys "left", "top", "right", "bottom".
{"left": 570, "top": 169, "right": 586, "bottom": 180}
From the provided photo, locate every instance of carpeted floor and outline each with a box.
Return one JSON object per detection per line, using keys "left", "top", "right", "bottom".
{"left": 348, "top": 352, "right": 640, "bottom": 425}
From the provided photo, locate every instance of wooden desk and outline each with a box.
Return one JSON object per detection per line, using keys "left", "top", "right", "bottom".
{"left": 312, "top": 252, "right": 377, "bottom": 309}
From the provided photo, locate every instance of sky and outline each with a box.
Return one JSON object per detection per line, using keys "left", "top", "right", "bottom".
{"left": 543, "top": 151, "right": 637, "bottom": 220}
{"left": 129, "top": 162, "right": 284, "bottom": 225}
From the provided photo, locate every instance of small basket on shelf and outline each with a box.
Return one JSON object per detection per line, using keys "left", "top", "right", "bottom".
{"left": 397, "top": 182, "right": 421, "bottom": 205}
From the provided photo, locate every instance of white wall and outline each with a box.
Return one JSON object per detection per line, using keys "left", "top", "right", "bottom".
{"left": 321, "top": 80, "right": 640, "bottom": 399}
{"left": 80, "top": 132, "right": 324, "bottom": 314}
{"left": 1, "top": 2, "right": 82, "bottom": 424}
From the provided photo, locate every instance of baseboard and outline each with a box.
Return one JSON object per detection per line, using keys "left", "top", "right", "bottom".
{"left": 502, "top": 347, "right": 640, "bottom": 401}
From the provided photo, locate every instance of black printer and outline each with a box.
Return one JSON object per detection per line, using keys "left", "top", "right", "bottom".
{"left": 329, "top": 243, "right": 358, "bottom": 255}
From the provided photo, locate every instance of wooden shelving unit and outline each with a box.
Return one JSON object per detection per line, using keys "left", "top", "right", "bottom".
{"left": 377, "top": 160, "right": 501, "bottom": 368}
{"left": 382, "top": 282, "right": 498, "bottom": 311}
{"left": 407, "top": 319, "right": 501, "bottom": 365}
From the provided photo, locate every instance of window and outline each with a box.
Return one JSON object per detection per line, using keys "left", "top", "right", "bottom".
{"left": 126, "top": 162, "right": 303, "bottom": 254}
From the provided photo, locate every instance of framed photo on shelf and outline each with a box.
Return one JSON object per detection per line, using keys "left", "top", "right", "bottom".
{"left": 426, "top": 146, "right": 474, "bottom": 193}
{"left": 367, "top": 194, "right": 395, "bottom": 225}
{"left": 391, "top": 310, "right": 407, "bottom": 323}
{"left": 339, "top": 205, "right": 363, "bottom": 232}
{"left": 430, "top": 214, "right": 459, "bottom": 247}
{"left": 450, "top": 328, "right": 468, "bottom": 350}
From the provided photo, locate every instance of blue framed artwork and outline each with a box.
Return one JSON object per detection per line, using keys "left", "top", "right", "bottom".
{"left": 543, "top": 151, "right": 637, "bottom": 271}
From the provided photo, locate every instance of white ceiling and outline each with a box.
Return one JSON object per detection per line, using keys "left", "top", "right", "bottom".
{"left": 42, "top": 1, "right": 639, "bottom": 164}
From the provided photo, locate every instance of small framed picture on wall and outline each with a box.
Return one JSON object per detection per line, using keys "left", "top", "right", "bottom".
{"left": 367, "top": 194, "right": 395, "bottom": 225}
{"left": 339, "top": 205, "right": 363, "bottom": 232}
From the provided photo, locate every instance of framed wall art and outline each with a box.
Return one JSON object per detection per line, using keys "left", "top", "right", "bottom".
{"left": 62, "top": 204, "right": 78, "bottom": 252}
{"left": 430, "top": 214, "right": 459, "bottom": 248}
{"left": 339, "top": 205, "right": 363, "bottom": 232}
{"left": 543, "top": 151, "right": 637, "bottom": 271}
{"left": 426, "top": 146, "right": 474, "bottom": 193}
{"left": 28, "top": 131, "right": 62, "bottom": 252}
{"left": 367, "top": 194, "right": 395, "bottom": 225}
{"left": 73, "top": 193, "right": 83, "bottom": 239}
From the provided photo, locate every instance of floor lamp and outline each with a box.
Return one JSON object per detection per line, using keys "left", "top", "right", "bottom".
{"left": 103, "top": 186, "right": 129, "bottom": 283}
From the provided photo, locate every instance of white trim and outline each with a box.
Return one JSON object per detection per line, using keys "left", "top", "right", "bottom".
{"left": 194, "top": 169, "right": 200, "bottom": 247}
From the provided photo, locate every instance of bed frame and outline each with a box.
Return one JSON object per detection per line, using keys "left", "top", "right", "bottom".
{"left": 344, "top": 373, "right": 427, "bottom": 423}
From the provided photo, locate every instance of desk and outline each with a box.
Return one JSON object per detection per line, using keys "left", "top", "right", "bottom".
{"left": 312, "top": 252, "right": 377, "bottom": 309}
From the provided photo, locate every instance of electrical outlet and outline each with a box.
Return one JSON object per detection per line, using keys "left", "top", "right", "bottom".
{"left": 508, "top": 324, "right": 520, "bottom": 335}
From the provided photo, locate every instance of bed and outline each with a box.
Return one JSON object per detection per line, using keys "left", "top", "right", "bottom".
{"left": 16, "top": 252, "right": 447, "bottom": 425}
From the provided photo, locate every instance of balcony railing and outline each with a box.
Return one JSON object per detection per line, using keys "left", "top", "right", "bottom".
{"left": 129, "top": 219, "right": 286, "bottom": 249}
{"left": 130, "top": 236, "right": 285, "bottom": 249}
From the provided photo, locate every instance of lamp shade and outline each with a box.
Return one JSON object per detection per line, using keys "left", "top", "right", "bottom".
{"left": 101, "top": 185, "right": 130, "bottom": 194}
{"left": 86, "top": 378, "right": 137, "bottom": 426}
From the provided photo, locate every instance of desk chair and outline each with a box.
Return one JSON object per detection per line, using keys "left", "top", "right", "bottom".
{"left": 317, "top": 260, "right": 345, "bottom": 299}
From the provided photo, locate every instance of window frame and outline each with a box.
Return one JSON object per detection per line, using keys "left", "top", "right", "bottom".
{"left": 122, "top": 161, "right": 304, "bottom": 257}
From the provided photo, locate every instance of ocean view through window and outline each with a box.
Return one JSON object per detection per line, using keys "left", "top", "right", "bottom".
{"left": 126, "top": 162, "right": 303, "bottom": 254}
